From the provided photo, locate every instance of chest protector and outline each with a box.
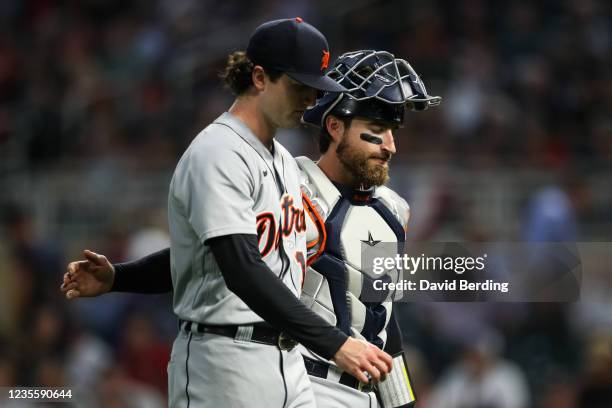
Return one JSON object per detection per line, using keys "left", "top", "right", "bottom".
{"left": 296, "top": 157, "right": 409, "bottom": 352}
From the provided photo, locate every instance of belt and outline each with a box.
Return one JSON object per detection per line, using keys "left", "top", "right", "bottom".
{"left": 178, "top": 319, "right": 298, "bottom": 351}
{"left": 302, "top": 355, "right": 368, "bottom": 391}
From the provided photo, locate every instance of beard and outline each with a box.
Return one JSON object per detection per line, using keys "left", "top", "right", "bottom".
{"left": 336, "top": 138, "right": 391, "bottom": 187}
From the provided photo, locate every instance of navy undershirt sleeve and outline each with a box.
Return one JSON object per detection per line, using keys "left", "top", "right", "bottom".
{"left": 208, "top": 234, "right": 348, "bottom": 360}
{"left": 111, "top": 248, "right": 172, "bottom": 293}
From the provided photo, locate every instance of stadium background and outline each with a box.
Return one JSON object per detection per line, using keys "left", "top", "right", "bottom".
{"left": 1, "top": 0, "right": 611, "bottom": 406}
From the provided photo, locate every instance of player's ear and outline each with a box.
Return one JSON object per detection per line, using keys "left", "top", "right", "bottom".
{"left": 252, "top": 66, "right": 266, "bottom": 91}
{"left": 325, "top": 115, "right": 345, "bottom": 143}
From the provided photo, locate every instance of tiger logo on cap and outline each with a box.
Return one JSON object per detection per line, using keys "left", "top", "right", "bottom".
{"left": 321, "top": 50, "right": 330, "bottom": 71}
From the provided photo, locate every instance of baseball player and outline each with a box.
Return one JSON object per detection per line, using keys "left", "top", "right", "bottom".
{"left": 63, "top": 19, "right": 393, "bottom": 408}
{"left": 295, "top": 50, "right": 440, "bottom": 407}
{"left": 62, "top": 50, "right": 440, "bottom": 407}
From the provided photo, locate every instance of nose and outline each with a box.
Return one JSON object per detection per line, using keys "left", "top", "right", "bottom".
{"left": 382, "top": 130, "right": 396, "bottom": 155}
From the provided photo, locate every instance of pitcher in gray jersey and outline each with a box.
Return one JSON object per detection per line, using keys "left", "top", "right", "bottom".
{"left": 169, "top": 112, "right": 305, "bottom": 325}
{"left": 164, "top": 19, "right": 394, "bottom": 408}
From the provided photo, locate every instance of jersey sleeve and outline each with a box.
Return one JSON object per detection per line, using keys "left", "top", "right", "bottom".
{"left": 172, "top": 138, "right": 257, "bottom": 242}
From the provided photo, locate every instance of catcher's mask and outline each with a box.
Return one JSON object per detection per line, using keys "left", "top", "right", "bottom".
{"left": 302, "top": 50, "right": 441, "bottom": 128}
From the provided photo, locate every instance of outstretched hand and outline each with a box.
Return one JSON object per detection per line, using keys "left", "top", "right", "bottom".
{"left": 60, "top": 250, "right": 115, "bottom": 299}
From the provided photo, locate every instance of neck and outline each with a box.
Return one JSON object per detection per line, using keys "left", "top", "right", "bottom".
{"left": 229, "top": 96, "right": 277, "bottom": 149}
{"left": 317, "top": 151, "right": 359, "bottom": 188}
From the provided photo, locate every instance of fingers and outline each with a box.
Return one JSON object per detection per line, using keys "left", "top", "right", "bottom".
{"left": 63, "top": 272, "right": 72, "bottom": 285}
{"left": 375, "top": 346, "right": 393, "bottom": 372}
{"left": 365, "top": 343, "right": 392, "bottom": 371}
{"left": 67, "top": 261, "right": 78, "bottom": 274}
{"left": 62, "top": 270, "right": 78, "bottom": 292}
{"left": 60, "top": 277, "right": 81, "bottom": 299}
{"left": 369, "top": 354, "right": 390, "bottom": 380}
{"left": 363, "top": 362, "right": 381, "bottom": 382}
{"left": 356, "top": 345, "right": 392, "bottom": 385}
{"left": 83, "top": 249, "right": 107, "bottom": 266}
{"left": 333, "top": 338, "right": 393, "bottom": 385}
{"left": 66, "top": 289, "right": 81, "bottom": 300}
{"left": 350, "top": 367, "right": 370, "bottom": 384}
{"left": 61, "top": 281, "right": 79, "bottom": 293}
{"left": 362, "top": 348, "right": 391, "bottom": 383}
{"left": 61, "top": 251, "right": 105, "bottom": 300}
{"left": 67, "top": 260, "right": 89, "bottom": 276}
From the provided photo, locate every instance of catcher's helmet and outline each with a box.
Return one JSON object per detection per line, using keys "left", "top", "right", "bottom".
{"left": 302, "top": 50, "right": 441, "bottom": 127}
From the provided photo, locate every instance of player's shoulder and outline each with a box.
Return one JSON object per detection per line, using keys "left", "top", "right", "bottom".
{"left": 374, "top": 185, "right": 410, "bottom": 229}
{"left": 172, "top": 125, "right": 254, "bottom": 190}
{"left": 191, "top": 121, "right": 246, "bottom": 153}
{"left": 180, "top": 122, "right": 252, "bottom": 169}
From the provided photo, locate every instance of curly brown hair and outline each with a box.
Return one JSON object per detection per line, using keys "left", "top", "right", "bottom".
{"left": 219, "top": 51, "right": 283, "bottom": 95}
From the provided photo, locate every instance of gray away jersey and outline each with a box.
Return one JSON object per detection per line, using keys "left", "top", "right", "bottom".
{"left": 168, "top": 112, "right": 307, "bottom": 325}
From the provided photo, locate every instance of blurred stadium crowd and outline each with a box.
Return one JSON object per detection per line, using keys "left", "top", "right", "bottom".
{"left": 1, "top": 0, "right": 611, "bottom": 407}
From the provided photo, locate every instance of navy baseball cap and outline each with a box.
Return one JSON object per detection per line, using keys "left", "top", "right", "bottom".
{"left": 246, "top": 18, "right": 346, "bottom": 92}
